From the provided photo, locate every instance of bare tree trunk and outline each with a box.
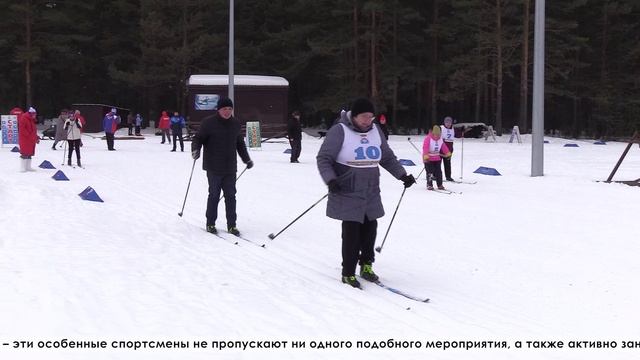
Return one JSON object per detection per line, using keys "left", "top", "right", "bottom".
{"left": 475, "top": 75, "right": 482, "bottom": 123}
{"left": 392, "top": 0, "right": 398, "bottom": 129}
{"left": 487, "top": 61, "right": 493, "bottom": 124}
{"left": 430, "top": 0, "right": 439, "bottom": 126}
{"left": 495, "top": 0, "right": 503, "bottom": 136}
{"left": 597, "top": 2, "right": 610, "bottom": 139}
{"left": 370, "top": 8, "right": 378, "bottom": 99}
{"left": 353, "top": 0, "right": 359, "bottom": 88}
{"left": 519, "top": 0, "right": 530, "bottom": 133}
{"left": 25, "top": 0, "right": 33, "bottom": 107}
{"left": 178, "top": 1, "right": 188, "bottom": 112}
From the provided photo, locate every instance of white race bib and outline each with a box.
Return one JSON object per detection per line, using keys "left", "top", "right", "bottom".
{"left": 336, "top": 124, "right": 382, "bottom": 168}
{"left": 441, "top": 126, "right": 455, "bottom": 142}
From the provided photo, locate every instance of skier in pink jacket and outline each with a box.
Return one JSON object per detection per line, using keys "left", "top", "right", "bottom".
{"left": 423, "top": 125, "right": 451, "bottom": 190}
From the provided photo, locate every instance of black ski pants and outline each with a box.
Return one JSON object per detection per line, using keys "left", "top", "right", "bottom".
{"left": 426, "top": 160, "right": 443, "bottom": 187}
{"left": 206, "top": 172, "right": 237, "bottom": 229}
{"left": 67, "top": 139, "right": 81, "bottom": 163}
{"left": 442, "top": 141, "right": 454, "bottom": 180}
{"left": 105, "top": 132, "right": 115, "bottom": 150}
{"left": 172, "top": 133, "right": 184, "bottom": 151}
{"left": 341, "top": 217, "right": 377, "bottom": 277}
{"left": 289, "top": 138, "right": 301, "bottom": 162}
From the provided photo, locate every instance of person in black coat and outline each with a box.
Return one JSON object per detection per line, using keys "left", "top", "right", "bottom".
{"left": 287, "top": 110, "right": 302, "bottom": 163}
{"left": 191, "top": 98, "right": 253, "bottom": 236}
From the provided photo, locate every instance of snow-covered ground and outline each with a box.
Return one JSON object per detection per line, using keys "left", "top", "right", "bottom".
{"left": 1, "top": 128, "right": 639, "bottom": 360}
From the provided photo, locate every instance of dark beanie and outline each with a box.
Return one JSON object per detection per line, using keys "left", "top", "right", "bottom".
{"left": 350, "top": 98, "right": 375, "bottom": 117}
{"left": 218, "top": 98, "right": 234, "bottom": 109}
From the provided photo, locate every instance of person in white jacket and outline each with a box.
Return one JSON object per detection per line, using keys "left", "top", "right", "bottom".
{"left": 64, "top": 112, "right": 83, "bottom": 167}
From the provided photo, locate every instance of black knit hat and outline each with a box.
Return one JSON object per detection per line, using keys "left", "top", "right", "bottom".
{"left": 217, "top": 98, "right": 234, "bottom": 109}
{"left": 350, "top": 98, "right": 375, "bottom": 117}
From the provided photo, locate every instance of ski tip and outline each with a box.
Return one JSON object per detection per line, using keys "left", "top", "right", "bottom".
{"left": 423, "top": 299, "right": 430, "bottom": 303}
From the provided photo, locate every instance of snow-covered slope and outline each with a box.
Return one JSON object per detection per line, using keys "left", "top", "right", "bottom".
{"left": 1, "top": 130, "right": 639, "bottom": 360}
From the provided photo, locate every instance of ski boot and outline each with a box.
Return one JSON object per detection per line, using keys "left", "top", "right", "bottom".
{"left": 342, "top": 275, "right": 361, "bottom": 289}
{"left": 227, "top": 226, "right": 240, "bottom": 236}
{"left": 360, "top": 263, "right": 379, "bottom": 282}
{"left": 206, "top": 225, "right": 217, "bottom": 234}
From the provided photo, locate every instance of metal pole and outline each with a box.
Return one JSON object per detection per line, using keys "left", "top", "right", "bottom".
{"left": 460, "top": 127, "right": 465, "bottom": 180}
{"left": 228, "top": 0, "right": 235, "bottom": 104}
{"left": 531, "top": 0, "right": 545, "bottom": 176}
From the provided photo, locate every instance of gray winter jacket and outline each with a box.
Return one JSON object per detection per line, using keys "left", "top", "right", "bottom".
{"left": 316, "top": 111, "right": 407, "bottom": 223}
{"left": 54, "top": 116, "right": 68, "bottom": 141}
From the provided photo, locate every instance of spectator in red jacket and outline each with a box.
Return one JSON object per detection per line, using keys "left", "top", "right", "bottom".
{"left": 158, "top": 110, "right": 171, "bottom": 144}
{"left": 18, "top": 107, "right": 39, "bottom": 172}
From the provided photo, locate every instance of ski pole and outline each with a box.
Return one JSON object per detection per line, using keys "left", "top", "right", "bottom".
{"left": 61, "top": 139, "right": 68, "bottom": 165}
{"left": 375, "top": 186, "right": 407, "bottom": 253}
{"left": 178, "top": 159, "right": 197, "bottom": 217}
{"left": 407, "top": 137, "right": 426, "bottom": 180}
{"left": 407, "top": 137, "right": 421, "bottom": 154}
{"left": 460, "top": 126, "right": 465, "bottom": 180}
{"left": 268, "top": 193, "right": 328, "bottom": 240}
{"left": 219, "top": 165, "right": 249, "bottom": 200}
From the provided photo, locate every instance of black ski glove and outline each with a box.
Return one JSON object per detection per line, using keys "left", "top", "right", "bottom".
{"left": 191, "top": 149, "right": 200, "bottom": 160}
{"left": 400, "top": 174, "right": 416, "bottom": 188}
{"left": 246, "top": 160, "right": 254, "bottom": 169}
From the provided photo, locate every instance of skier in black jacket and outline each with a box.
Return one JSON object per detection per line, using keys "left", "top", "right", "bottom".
{"left": 287, "top": 110, "right": 302, "bottom": 163}
{"left": 191, "top": 98, "right": 253, "bottom": 236}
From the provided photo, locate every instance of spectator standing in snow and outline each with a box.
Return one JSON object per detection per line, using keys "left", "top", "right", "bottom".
{"left": 191, "top": 98, "right": 253, "bottom": 236}
{"left": 52, "top": 110, "right": 69, "bottom": 150}
{"left": 126, "top": 113, "right": 134, "bottom": 135}
{"left": 64, "top": 113, "right": 83, "bottom": 167}
{"left": 170, "top": 111, "right": 185, "bottom": 152}
{"left": 135, "top": 113, "right": 143, "bottom": 136}
{"left": 287, "top": 110, "right": 302, "bottom": 163}
{"left": 316, "top": 98, "right": 416, "bottom": 289}
{"left": 18, "top": 107, "right": 39, "bottom": 172}
{"left": 423, "top": 125, "right": 451, "bottom": 190}
{"left": 158, "top": 110, "right": 171, "bottom": 144}
{"left": 103, "top": 108, "right": 120, "bottom": 151}
{"left": 441, "top": 116, "right": 455, "bottom": 181}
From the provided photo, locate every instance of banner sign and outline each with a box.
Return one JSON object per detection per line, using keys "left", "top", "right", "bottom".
{"left": 194, "top": 94, "right": 219, "bottom": 111}
{"left": 246, "top": 121, "right": 261, "bottom": 149}
{"left": 1, "top": 115, "right": 19, "bottom": 145}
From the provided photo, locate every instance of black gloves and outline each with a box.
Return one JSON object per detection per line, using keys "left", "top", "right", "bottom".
{"left": 246, "top": 160, "right": 254, "bottom": 169}
{"left": 400, "top": 174, "right": 416, "bottom": 188}
{"left": 191, "top": 150, "right": 200, "bottom": 160}
{"left": 328, "top": 179, "right": 341, "bottom": 193}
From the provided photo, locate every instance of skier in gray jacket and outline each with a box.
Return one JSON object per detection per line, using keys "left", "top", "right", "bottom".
{"left": 316, "top": 98, "right": 416, "bottom": 288}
